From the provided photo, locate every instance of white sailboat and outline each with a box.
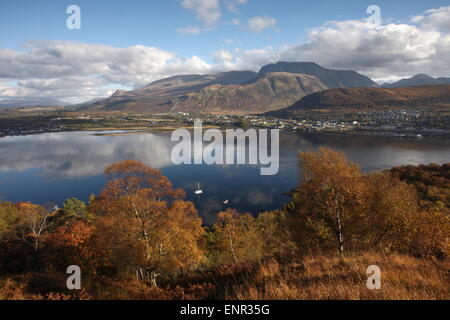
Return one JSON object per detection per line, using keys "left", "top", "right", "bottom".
{"left": 195, "top": 181, "right": 203, "bottom": 195}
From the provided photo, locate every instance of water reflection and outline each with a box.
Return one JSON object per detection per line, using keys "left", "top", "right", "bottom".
{"left": 0, "top": 132, "right": 173, "bottom": 179}
{"left": 0, "top": 131, "right": 448, "bottom": 223}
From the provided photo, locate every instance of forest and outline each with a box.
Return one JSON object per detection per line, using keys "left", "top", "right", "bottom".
{"left": 0, "top": 148, "right": 448, "bottom": 300}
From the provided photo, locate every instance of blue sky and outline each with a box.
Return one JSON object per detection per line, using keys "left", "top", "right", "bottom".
{"left": 1, "top": 0, "right": 447, "bottom": 60}
{"left": 1, "top": 0, "right": 450, "bottom": 103}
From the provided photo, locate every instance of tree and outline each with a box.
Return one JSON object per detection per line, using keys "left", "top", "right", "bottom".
{"left": 288, "top": 148, "right": 448, "bottom": 258}
{"left": 15, "top": 202, "right": 54, "bottom": 251}
{"left": 256, "top": 210, "right": 297, "bottom": 259}
{"left": 362, "top": 172, "right": 420, "bottom": 252}
{"left": 90, "top": 160, "right": 204, "bottom": 286}
{"left": 60, "top": 198, "right": 88, "bottom": 222}
{"left": 289, "top": 148, "right": 366, "bottom": 256}
{"left": 43, "top": 220, "right": 94, "bottom": 271}
{"left": 0, "top": 202, "right": 21, "bottom": 241}
{"left": 212, "top": 209, "right": 263, "bottom": 265}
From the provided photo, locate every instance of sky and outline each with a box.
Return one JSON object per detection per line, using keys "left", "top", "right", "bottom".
{"left": 1, "top": 0, "right": 450, "bottom": 103}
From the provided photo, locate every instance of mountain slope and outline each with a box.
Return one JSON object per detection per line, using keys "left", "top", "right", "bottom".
{"left": 90, "top": 73, "right": 327, "bottom": 114}
{"left": 89, "top": 71, "right": 259, "bottom": 113}
{"left": 268, "top": 85, "right": 450, "bottom": 116}
{"left": 170, "top": 72, "right": 327, "bottom": 113}
{"left": 105, "top": 71, "right": 259, "bottom": 100}
{"left": 382, "top": 74, "right": 450, "bottom": 88}
{"left": 0, "top": 97, "right": 65, "bottom": 108}
{"left": 259, "top": 62, "right": 378, "bottom": 88}
{"left": 87, "top": 61, "right": 380, "bottom": 114}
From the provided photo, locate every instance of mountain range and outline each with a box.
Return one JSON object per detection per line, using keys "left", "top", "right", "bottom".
{"left": 267, "top": 85, "right": 450, "bottom": 117}
{"left": 3, "top": 62, "right": 450, "bottom": 115}
{"left": 86, "top": 62, "right": 378, "bottom": 114}
{"left": 259, "top": 62, "right": 377, "bottom": 88}
{"left": 382, "top": 74, "right": 450, "bottom": 88}
{"left": 0, "top": 97, "right": 64, "bottom": 108}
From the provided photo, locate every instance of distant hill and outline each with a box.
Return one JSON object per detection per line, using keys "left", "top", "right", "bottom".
{"left": 268, "top": 85, "right": 450, "bottom": 117}
{"left": 382, "top": 74, "right": 450, "bottom": 88}
{"left": 259, "top": 62, "right": 378, "bottom": 89}
{"left": 86, "top": 61, "right": 380, "bottom": 114}
{"left": 108, "top": 71, "right": 259, "bottom": 99}
{"left": 0, "top": 97, "right": 65, "bottom": 108}
{"left": 90, "top": 72, "right": 327, "bottom": 114}
{"left": 88, "top": 71, "right": 259, "bottom": 113}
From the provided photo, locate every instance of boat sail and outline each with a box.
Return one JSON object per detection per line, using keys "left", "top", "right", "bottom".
{"left": 195, "top": 181, "right": 203, "bottom": 195}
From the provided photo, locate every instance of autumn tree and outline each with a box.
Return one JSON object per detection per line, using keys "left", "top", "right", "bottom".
{"left": 212, "top": 209, "right": 263, "bottom": 265}
{"left": 90, "top": 160, "right": 205, "bottom": 286}
{"left": 256, "top": 210, "right": 297, "bottom": 259}
{"left": 289, "top": 148, "right": 367, "bottom": 256}
{"left": 15, "top": 202, "right": 54, "bottom": 251}
{"left": 288, "top": 148, "right": 449, "bottom": 258}
{"left": 43, "top": 220, "right": 94, "bottom": 272}
{"left": 0, "top": 202, "right": 21, "bottom": 241}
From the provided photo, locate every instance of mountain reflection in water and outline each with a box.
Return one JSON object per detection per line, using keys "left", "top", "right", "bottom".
{"left": 0, "top": 131, "right": 449, "bottom": 224}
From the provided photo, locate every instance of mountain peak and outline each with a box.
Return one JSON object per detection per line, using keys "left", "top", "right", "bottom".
{"left": 259, "top": 61, "right": 377, "bottom": 89}
{"left": 383, "top": 74, "right": 450, "bottom": 88}
{"left": 111, "top": 90, "right": 128, "bottom": 97}
{"left": 412, "top": 74, "right": 434, "bottom": 79}
{"left": 86, "top": 61, "right": 381, "bottom": 114}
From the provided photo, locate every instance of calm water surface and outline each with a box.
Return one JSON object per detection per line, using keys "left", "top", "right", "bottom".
{"left": 0, "top": 130, "right": 449, "bottom": 224}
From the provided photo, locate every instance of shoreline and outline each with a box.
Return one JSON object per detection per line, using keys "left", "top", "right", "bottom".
{"left": 1, "top": 125, "right": 449, "bottom": 139}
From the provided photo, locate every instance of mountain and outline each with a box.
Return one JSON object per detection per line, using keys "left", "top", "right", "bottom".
{"left": 168, "top": 73, "right": 327, "bottom": 113}
{"left": 268, "top": 85, "right": 450, "bottom": 117}
{"left": 86, "top": 61, "right": 379, "bottom": 114}
{"left": 382, "top": 74, "right": 450, "bottom": 88}
{"left": 0, "top": 97, "right": 65, "bottom": 108}
{"left": 111, "top": 71, "right": 258, "bottom": 99}
{"left": 90, "top": 73, "right": 327, "bottom": 114}
{"left": 259, "top": 62, "right": 378, "bottom": 88}
{"left": 88, "top": 71, "right": 259, "bottom": 113}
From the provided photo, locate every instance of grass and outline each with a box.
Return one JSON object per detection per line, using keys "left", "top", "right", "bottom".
{"left": 222, "top": 252, "right": 449, "bottom": 300}
{"left": 1, "top": 252, "right": 448, "bottom": 300}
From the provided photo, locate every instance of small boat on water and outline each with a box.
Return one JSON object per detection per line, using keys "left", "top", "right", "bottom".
{"left": 195, "top": 182, "right": 203, "bottom": 195}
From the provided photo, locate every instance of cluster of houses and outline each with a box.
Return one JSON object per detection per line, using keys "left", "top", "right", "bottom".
{"left": 1, "top": 108, "right": 447, "bottom": 139}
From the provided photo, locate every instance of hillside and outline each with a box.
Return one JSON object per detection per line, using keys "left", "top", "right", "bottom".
{"left": 383, "top": 74, "right": 450, "bottom": 88}
{"left": 89, "top": 72, "right": 327, "bottom": 114}
{"left": 169, "top": 72, "right": 327, "bottom": 113}
{"left": 259, "top": 61, "right": 378, "bottom": 88}
{"left": 0, "top": 97, "right": 65, "bottom": 108}
{"left": 131, "top": 71, "right": 259, "bottom": 97}
{"left": 269, "top": 85, "right": 450, "bottom": 116}
{"left": 86, "top": 61, "right": 380, "bottom": 114}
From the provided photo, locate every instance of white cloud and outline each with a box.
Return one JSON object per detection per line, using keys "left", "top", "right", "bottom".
{"left": 0, "top": 41, "right": 213, "bottom": 103}
{"left": 181, "top": 0, "right": 221, "bottom": 27}
{"left": 232, "top": 18, "right": 241, "bottom": 26}
{"left": 225, "top": 0, "right": 248, "bottom": 13}
{"left": 411, "top": 6, "right": 450, "bottom": 31}
{"left": 223, "top": 10, "right": 450, "bottom": 81}
{"left": 275, "top": 19, "right": 446, "bottom": 81}
{"left": 2, "top": 6, "right": 450, "bottom": 103}
{"left": 248, "top": 16, "right": 277, "bottom": 33}
{"left": 212, "top": 49, "right": 233, "bottom": 62}
{"left": 180, "top": 0, "right": 249, "bottom": 28}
